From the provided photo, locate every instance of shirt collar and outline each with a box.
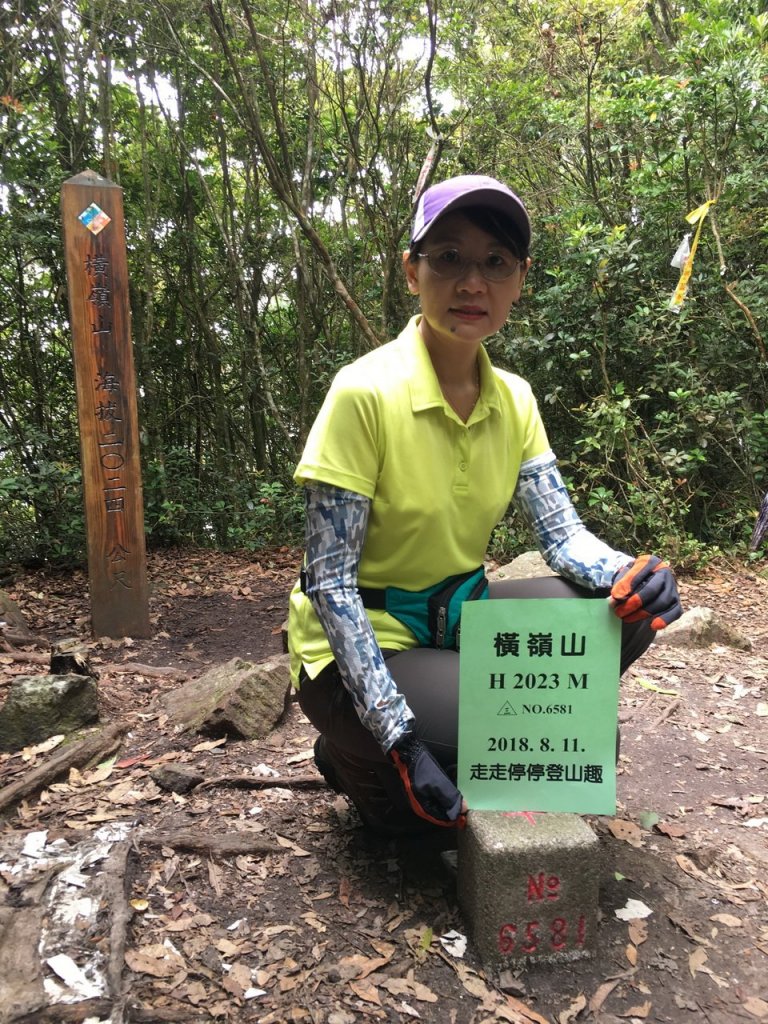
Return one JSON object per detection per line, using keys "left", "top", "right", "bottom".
{"left": 402, "top": 315, "right": 502, "bottom": 419}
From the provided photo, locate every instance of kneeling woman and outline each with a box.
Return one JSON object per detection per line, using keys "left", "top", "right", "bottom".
{"left": 287, "top": 174, "right": 681, "bottom": 835}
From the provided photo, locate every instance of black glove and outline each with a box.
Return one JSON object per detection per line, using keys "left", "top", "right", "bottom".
{"left": 388, "top": 735, "right": 465, "bottom": 829}
{"left": 611, "top": 554, "right": 682, "bottom": 631}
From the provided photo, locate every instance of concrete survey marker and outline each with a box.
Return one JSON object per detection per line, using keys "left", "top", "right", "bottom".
{"left": 458, "top": 809, "right": 600, "bottom": 968}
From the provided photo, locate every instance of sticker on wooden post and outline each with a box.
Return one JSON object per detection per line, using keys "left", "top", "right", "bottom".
{"left": 458, "top": 599, "right": 621, "bottom": 814}
{"left": 61, "top": 170, "right": 150, "bottom": 639}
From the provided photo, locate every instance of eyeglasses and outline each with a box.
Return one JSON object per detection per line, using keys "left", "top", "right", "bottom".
{"left": 414, "top": 247, "right": 524, "bottom": 282}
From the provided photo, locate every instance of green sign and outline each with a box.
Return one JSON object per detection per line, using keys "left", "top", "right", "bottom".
{"left": 458, "top": 599, "right": 621, "bottom": 814}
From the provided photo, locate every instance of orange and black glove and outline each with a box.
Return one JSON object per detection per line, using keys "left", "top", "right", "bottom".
{"left": 389, "top": 735, "right": 466, "bottom": 829}
{"left": 611, "top": 554, "right": 682, "bottom": 631}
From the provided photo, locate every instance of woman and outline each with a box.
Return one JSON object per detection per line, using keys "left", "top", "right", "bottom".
{"left": 287, "top": 174, "right": 681, "bottom": 835}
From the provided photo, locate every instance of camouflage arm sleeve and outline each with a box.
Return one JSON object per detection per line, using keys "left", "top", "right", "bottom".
{"left": 303, "top": 483, "right": 415, "bottom": 752}
{"left": 513, "top": 451, "right": 630, "bottom": 590}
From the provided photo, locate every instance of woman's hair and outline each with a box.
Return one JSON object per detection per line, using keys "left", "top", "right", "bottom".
{"left": 413, "top": 204, "right": 529, "bottom": 261}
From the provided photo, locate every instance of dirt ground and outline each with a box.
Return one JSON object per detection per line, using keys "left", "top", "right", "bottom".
{"left": 1, "top": 548, "right": 767, "bottom": 1024}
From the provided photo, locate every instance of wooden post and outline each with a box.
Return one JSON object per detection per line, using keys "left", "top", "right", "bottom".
{"left": 61, "top": 170, "right": 150, "bottom": 638}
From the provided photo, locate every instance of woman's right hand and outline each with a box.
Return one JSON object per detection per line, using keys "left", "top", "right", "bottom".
{"left": 388, "top": 735, "right": 467, "bottom": 828}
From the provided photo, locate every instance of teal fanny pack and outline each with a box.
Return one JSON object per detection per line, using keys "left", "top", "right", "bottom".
{"left": 371, "top": 566, "right": 489, "bottom": 649}
{"left": 301, "top": 565, "right": 489, "bottom": 650}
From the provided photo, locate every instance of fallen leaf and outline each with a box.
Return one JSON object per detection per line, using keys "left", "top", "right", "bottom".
{"left": 326, "top": 1011, "right": 356, "bottom": 1024}
{"left": 348, "top": 980, "right": 382, "bottom": 1004}
{"left": 275, "top": 835, "right": 312, "bottom": 857}
{"left": 357, "top": 954, "right": 394, "bottom": 979}
{"left": 114, "top": 753, "right": 145, "bottom": 770}
{"left": 710, "top": 913, "right": 742, "bottom": 928}
{"left": 339, "top": 876, "right": 350, "bottom": 907}
{"left": 608, "top": 819, "right": 643, "bottom": 847}
{"left": 620, "top": 1001, "right": 651, "bottom": 1018}
{"left": 184, "top": 980, "right": 208, "bottom": 1005}
{"left": 668, "top": 912, "right": 711, "bottom": 946}
{"left": 301, "top": 912, "right": 327, "bottom": 933}
{"left": 286, "top": 749, "right": 315, "bottom": 764}
{"left": 558, "top": 993, "right": 587, "bottom": 1024}
{"left": 628, "top": 920, "right": 648, "bottom": 946}
{"left": 503, "top": 995, "right": 549, "bottom": 1023}
{"left": 192, "top": 737, "right": 227, "bottom": 752}
{"left": 336, "top": 952, "right": 392, "bottom": 981}
{"left": 688, "top": 947, "right": 709, "bottom": 978}
{"left": 625, "top": 944, "right": 637, "bottom": 966}
{"left": 164, "top": 913, "right": 215, "bottom": 931}
{"left": 410, "top": 981, "right": 438, "bottom": 1003}
{"left": 744, "top": 997, "right": 768, "bottom": 1020}
{"left": 369, "top": 940, "right": 396, "bottom": 958}
{"left": 22, "top": 735, "right": 65, "bottom": 761}
{"left": 222, "top": 971, "right": 246, "bottom": 1000}
{"left": 655, "top": 821, "right": 686, "bottom": 838}
{"left": 589, "top": 978, "right": 623, "bottom": 1014}
{"left": 81, "top": 756, "right": 117, "bottom": 785}
{"left": 208, "top": 857, "right": 224, "bottom": 896}
{"left": 125, "top": 947, "right": 186, "bottom": 979}
{"left": 392, "top": 1002, "right": 421, "bottom": 1019}
{"left": 380, "top": 977, "right": 412, "bottom": 998}
{"left": 229, "top": 962, "right": 252, "bottom": 990}
{"left": 454, "top": 964, "right": 494, "bottom": 1001}
{"left": 675, "top": 853, "right": 712, "bottom": 885}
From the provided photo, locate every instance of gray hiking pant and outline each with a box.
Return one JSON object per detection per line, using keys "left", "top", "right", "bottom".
{"left": 297, "top": 576, "right": 654, "bottom": 835}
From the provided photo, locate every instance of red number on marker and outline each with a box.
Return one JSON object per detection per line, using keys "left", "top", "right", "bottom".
{"left": 522, "top": 920, "right": 540, "bottom": 953}
{"left": 498, "top": 923, "right": 517, "bottom": 953}
{"left": 576, "top": 914, "right": 587, "bottom": 946}
{"left": 550, "top": 917, "right": 567, "bottom": 950}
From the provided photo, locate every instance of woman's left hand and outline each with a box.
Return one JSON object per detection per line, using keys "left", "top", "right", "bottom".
{"left": 609, "top": 554, "right": 682, "bottom": 631}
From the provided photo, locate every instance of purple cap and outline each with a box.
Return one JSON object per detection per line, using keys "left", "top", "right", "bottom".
{"left": 411, "top": 174, "right": 531, "bottom": 248}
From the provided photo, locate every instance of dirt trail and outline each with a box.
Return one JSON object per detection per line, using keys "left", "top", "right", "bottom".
{"left": 1, "top": 550, "right": 767, "bottom": 1023}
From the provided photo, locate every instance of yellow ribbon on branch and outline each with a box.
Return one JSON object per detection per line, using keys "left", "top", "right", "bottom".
{"left": 668, "top": 199, "right": 716, "bottom": 313}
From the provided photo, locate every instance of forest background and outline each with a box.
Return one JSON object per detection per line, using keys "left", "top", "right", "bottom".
{"left": 1, "top": 0, "right": 767, "bottom": 571}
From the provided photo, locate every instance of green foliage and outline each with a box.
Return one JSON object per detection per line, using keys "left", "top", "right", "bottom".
{"left": 1, "top": 0, "right": 767, "bottom": 568}
{"left": 142, "top": 448, "right": 304, "bottom": 552}
{"left": 0, "top": 453, "right": 86, "bottom": 567}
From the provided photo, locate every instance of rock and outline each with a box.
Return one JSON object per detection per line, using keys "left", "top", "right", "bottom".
{"left": 490, "top": 551, "right": 556, "bottom": 581}
{"left": 0, "top": 674, "right": 100, "bottom": 753}
{"left": 654, "top": 605, "right": 752, "bottom": 651}
{"left": 0, "top": 589, "right": 41, "bottom": 647}
{"left": 458, "top": 811, "right": 600, "bottom": 967}
{"left": 281, "top": 618, "right": 289, "bottom": 654}
{"left": 158, "top": 655, "right": 292, "bottom": 739}
{"left": 150, "top": 763, "right": 204, "bottom": 793}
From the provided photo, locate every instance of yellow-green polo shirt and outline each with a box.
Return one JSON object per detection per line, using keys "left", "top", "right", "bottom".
{"left": 288, "top": 315, "right": 550, "bottom": 683}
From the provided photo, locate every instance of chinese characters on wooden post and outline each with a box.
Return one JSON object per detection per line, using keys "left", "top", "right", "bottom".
{"left": 61, "top": 170, "right": 150, "bottom": 638}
